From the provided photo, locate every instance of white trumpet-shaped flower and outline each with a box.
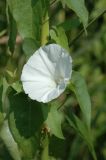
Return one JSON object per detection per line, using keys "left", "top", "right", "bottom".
{"left": 21, "top": 44, "right": 72, "bottom": 103}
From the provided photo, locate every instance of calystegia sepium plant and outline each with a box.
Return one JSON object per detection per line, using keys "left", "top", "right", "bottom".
{"left": 1, "top": 0, "right": 105, "bottom": 160}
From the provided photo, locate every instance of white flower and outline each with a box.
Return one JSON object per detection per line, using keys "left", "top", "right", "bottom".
{"left": 21, "top": 44, "right": 72, "bottom": 103}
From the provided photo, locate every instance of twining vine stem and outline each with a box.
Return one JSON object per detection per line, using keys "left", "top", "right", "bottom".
{"left": 69, "top": 9, "right": 106, "bottom": 47}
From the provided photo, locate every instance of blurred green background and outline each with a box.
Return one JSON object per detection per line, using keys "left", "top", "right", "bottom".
{"left": 0, "top": 0, "right": 106, "bottom": 159}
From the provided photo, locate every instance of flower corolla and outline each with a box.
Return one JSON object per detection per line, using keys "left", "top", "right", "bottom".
{"left": 21, "top": 44, "right": 72, "bottom": 103}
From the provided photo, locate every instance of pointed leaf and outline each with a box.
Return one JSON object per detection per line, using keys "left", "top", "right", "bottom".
{"left": 23, "top": 38, "right": 39, "bottom": 58}
{"left": 0, "top": 112, "right": 4, "bottom": 127}
{"left": 8, "top": 7, "right": 17, "bottom": 53}
{"left": 66, "top": 113, "right": 97, "bottom": 160}
{"left": 61, "top": 0, "right": 88, "bottom": 28}
{"left": 9, "top": 89, "right": 49, "bottom": 138}
{"left": 0, "top": 85, "right": 3, "bottom": 112}
{"left": 7, "top": 0, "right": 36, "bottom": 39}
{"left": 69, "top": 71, "right": 91, "bottom": 128}
{"left": 46, "top": 102, "right": 64, "bottom": 139}
{"left": 9, "top": 113, "right": 38, "bottom": 159}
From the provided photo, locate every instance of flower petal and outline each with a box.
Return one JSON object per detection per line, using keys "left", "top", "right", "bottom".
{"left": 42, "top": 44, "right": 63, "bottom": 63}
{"left": 55, "top": 52, "right": 72, "bottom": 83}
{"left": 21, "top": 63, "right": 52, "bottom": 82}
{"left": 22, "top": 79, "right": 56, "bottom": 103}
{"left": 25, "top": 48, "right": 55, "bottom": 78}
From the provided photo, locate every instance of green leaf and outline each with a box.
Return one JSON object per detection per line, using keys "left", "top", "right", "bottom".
{"left": 9, "top": 89, "right": 49, "bottom": 138}
{"left": 0, "top": 29, "right": 7, "bottom": 37}
{"left": 66, "top": 113, "right": 97, "bottom": 160}
{"left": 22, "top": 38, "right": 40, "bottom": 58}
{"left": 61, "top": 0, "right": 88, "bottom": 28}
{"left": 58, "top": 17, "right": 80, "bottom": 31}
{"left": 7, "top": 0, "right": 36, "bottom": 39}
{"left": 66, "top": 114, "right": 90, "bottom": 142}
{"left": 50, "top": 26, "right": 69, "bottom": 51}
{"left": 31, "top": 0, "right": 39, "bottom": 6}
{"left": 32, "top": 0, "right": 49, "bottom": 45}
{"left": 46, "top": 102, "right": 64, "bottom": 139}
{"left": 11, "top": 81, "right": 22, "bottom": 93}
{"left": 8, "top": 7, "right": 17, "bottom": 54}
{"left": 9, "top": 113, "right": 38, "bottom": 160}
{"left": 31, "top": 0, "right": 42, "bottom": 42}
{"left": 0, "top": 112, "right": 4, "bottom": 127}
{"left": 49, "top": 136, "right": 66, "bottom": 158}
{"left": 69, "top": 71, "right": 91, "bottom": 128}
{"left": 0, "top": 85, "right": 3, "bottom": 112}
{"left": 68, "top": 135, "right": 83, "bottom": 159}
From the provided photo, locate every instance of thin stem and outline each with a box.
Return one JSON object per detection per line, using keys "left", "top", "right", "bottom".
{"left": 43, "top": 0, "right": 59, "bottom": 25}
{"left": 69, "top": 9, "right": 106, "bottom": 47}
{"left": 57, "top": 95, "right": 68, "bottom": 110}
{"left": 41, "top": 134, "right": 49, "bottom": 160}
{"left": 41, "top": 11, "right": 49, "bottom": 45}
{"left": 50, "top": 0, "right": 57, "bottom": 6}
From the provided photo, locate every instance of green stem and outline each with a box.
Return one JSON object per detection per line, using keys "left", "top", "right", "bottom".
{"left": 50, "top": 0, "right": 56, "bottom": 6}
{"left": 69, "top": 9, "right": 106, "bottom": 47}
{"left": 41, "top": 135, "right": 49, "bottom": 160}
{"left": 90, "top": 145, "right": 97, "bottom": 160}
{"left": 41, "top": 12, "right": 49, "bottom": 45}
